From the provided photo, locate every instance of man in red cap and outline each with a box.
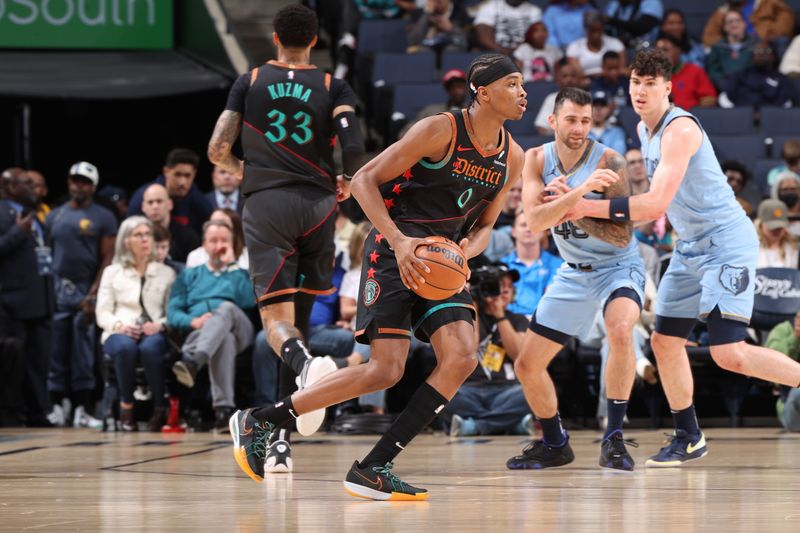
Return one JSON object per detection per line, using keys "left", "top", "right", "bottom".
{"left": 398, "top": 68, "right": 468, "bottom": 137}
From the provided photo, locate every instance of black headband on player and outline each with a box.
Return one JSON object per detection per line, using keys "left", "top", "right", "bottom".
{"left": 468, "top": 57, "right": 521, "bottom": 98}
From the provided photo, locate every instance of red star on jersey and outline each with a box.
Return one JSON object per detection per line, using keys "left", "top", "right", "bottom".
{"left": 369, "top": 250, "right": 380, "bottom": 264}
{"left": 402, "top": 169, "right": 413, "bottom": 181}
{"left": 374, "top": 233, "right": 384, "bottom": 244}
{"left": 384, "top": 198, "right": 395, "bottom": 210}
{"left": 367, "top": 268, "right": 376, "bottom": 279}
{"left": 392, "top": 183, "right": 402, "bottom": 195}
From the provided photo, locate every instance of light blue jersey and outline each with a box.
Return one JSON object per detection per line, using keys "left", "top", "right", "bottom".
{"left": 639, "top": 106, "right": 759, "bottom": 323}
{"left": 542, "top": 139, "right": 640, "bottom": 265}
{"left": 639, "top": 106, "right": 748, "bottom": 241}
{"left": 530, "top": 140, "right": 645, "bottom": 340}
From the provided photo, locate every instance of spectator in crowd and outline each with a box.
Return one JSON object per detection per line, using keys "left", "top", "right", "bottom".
{"left": 767, "top": 139, "right": 800, "bottom": 187}
{"left": 186, "top": 208, "right": 248, "bottom": 270}
{"left": 587, "top": 90, "right": 627, "bottom": 155}
{"left": 152, "top": 223, "right": 185, "bottom": 274}
{"left": 501, "top": 210, "right": 563, "bottom": 316}
{"left": 406, "top": 0, "right": 468, "bottom": 55}
{"left": 634, "top": 220, "right": 673, "bottom": 255}
{"left": 514, "top": 21, "right": 564, "bottom": 83}
{"left": 206, "top": 165, "right": 243, "bottom": 214}
{"left": 97, "top": 185, "right": 129, "bottom": 222}
{"left": 706, "top": 9, "right": 756, "bottom": 91}
{"left": 566, "top": 10, "right": 626, "bottom": 77}
{"left": 656, "top": 8, "right": 706, "bottom": 67}
{"left": 771, "top": 173, "right": 800, "bottom": 237}
{"left": 755, "top": 199, "right": 798, "bottom": 268}
{"left": 779, "top": 34, "right": 800, "bottom": 77}
{"left": 723, "top": 40, "right": 795, "bottom": 108}
{"left": 140, "top": 183, "right": 200, "bottom": 264}
{"left": 46, "top": 162, "right": 117, "bottom": 429}
{"left": 0, "top": 167, "right": 25, "bottom": 199}
{"left": 168, "top": 220, "right": 255, "bottom": 430}
{"left": 398, "top": 69, "right": 468, "bottom": 138}
{"left": 474, "top": 0, "right": 543, "bottom": 55}
{"left": 542, "top": 0, "right": 594, "bottom": 49}
{"left": 128, "top": 149, "right": 213, "bottom": 236}
{"left": 702, "top": 0, "right": 795, "bottom": 49}
{"left": 26, "top": 169, "right": 50, "bottom": 223}
{"left": 626, "top": 148, "right": 650, "bottom": 195}
{"left": 446, "top": 263, "right": 533, "bottom": 436}
{"left": 722, "top": 160, "right": 755, "bottom": 217}
{"left": 495, "top": 181, "right": 523, "bottom": 230}
{"left": 764, "top": 311, "right": 800, "bottom": 432}
{"left": 95, "top": 216, "right": 176, "bottom": 432}
{"left": 588, "top": 51, "right": 630, "bottom": 108}
{"left": 603, "top": 0, "right": 664, "bottom": 48}
{"left": 654, "top": 33, "right": 717, "bottom": 109}
{"left": 0, "top": 169, "right": 54, "bottom": 426}
{"left": 535, "top": 58, "right": 584, "bottom": 135}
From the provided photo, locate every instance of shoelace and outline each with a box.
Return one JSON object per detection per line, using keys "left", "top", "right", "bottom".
{"left": 372, "top": 462, "right": 408, "bottom": 492}
{"left": 247, "top": 422, "right": 274, "bottom": 459}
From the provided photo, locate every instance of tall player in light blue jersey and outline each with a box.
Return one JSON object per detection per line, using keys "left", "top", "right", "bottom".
{"left": 506, "top": 87, "right": 647, "bottom": 472}
{"left": 562, "top": 50, "right": 800, "bottom": 467}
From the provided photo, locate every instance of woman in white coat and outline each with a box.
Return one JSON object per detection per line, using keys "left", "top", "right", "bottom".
{"left": 96, "top": 216, "right": 176, "bottom": 431}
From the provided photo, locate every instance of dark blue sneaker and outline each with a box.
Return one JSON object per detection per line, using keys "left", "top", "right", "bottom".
{"left": 599, "top": 430, "right": 637, "bottom": 471}
{"left": 506, "top": 436, "right": 575, "bottom": 470}
{"left": 229, "top": 409, "right": 274, "bottom": 482}
{"left": 645, "top": 430, "right": 707, "bottom": 468}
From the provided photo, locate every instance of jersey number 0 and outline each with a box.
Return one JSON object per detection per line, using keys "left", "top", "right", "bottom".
{"left": 265, "top": 110, "right": 313, "bottom": 145}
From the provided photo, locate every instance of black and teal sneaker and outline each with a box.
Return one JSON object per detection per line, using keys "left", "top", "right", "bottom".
{"left": 343, "top": 461, "right": 428, "bottom": 501}
{"left": 506, "top": 436, "right": 575, "bottom": 470}
{"left": 229, "top": 409, "right": 273, "bottom": 482}
{"left": 599, "top": 430, "right": 637, "bottom": 471}
{"left": 645, "top": 430, "right": 707, "bottom": 468}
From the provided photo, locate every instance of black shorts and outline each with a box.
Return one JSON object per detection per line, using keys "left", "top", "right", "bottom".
{"left": 243, "top": 185, "right": 337, "bottom": 306}
{"left": 354, "top": 228, "right": 475, "bottom": 344}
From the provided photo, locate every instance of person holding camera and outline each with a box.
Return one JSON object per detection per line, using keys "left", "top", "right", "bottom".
{"left": 445, "top": 261, "right": 533, "bottom": 437}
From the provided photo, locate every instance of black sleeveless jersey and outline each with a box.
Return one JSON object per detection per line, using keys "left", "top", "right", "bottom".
{"left": 383, "top": 109, "right": 511, "bottom": 241}
{"left": 236, "top": 61, "right": 353, "bottom": 195}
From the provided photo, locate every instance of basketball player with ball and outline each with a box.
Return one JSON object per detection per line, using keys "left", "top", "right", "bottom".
{"left": 505, "top": 87, "right": 647, "bottom": 472}
{"left": 230, "top": 53, "right": 527, "bottom": 500}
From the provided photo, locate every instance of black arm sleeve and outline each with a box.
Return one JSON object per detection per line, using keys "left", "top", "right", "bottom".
{"left": 330, "top": 78, "right": 364, "bottom": 177}
{"left": 224, "top": 73, "right": 250, "bottom": 113}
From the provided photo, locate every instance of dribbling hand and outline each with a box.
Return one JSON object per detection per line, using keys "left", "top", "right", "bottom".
{"left": 394, "top": 236, "right": 432, "bottom": 291}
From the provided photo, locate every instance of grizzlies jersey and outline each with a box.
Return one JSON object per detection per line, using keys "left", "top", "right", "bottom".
{"left": 385, "top": 109, "right": 510, "bottom": 241}
{"left": 639, "top": 106, "right": 748, "bottom": 241}
{"left": 238, "top": 61, "right": 354, "bottom": 195}
{"left": 542, "top": 140, "right": 639, "bottom": 265}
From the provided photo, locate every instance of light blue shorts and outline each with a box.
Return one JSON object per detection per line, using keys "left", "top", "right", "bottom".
{"left": 656, "top": 219, "right": 759, "bottom": 323}
{"left": 532, "top": 253, "right": 646, "bottom": 340}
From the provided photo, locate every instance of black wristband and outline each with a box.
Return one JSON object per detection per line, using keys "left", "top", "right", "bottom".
{"left": 609, "top": 197, "right": 631, "bottom": 222}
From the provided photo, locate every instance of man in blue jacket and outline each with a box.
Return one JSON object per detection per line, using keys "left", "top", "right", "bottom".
{"left": 168, "top": 220, "right": 255, "bottom": 429}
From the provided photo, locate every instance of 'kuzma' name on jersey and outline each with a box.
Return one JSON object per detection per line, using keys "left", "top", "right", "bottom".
{"left": 266, "top": 82, "right": 311, "bottom": 103}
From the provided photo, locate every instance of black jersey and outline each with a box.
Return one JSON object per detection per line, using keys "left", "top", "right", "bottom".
{"left": 383, "top": 109, "right": 511, "bottom": 241}
{"left": 225, "top": 61, "right": 356, "bottom": 195}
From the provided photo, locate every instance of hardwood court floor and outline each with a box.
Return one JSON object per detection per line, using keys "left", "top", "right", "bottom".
{"left": 1, "top": 428, "right": 798, "bottom": 532}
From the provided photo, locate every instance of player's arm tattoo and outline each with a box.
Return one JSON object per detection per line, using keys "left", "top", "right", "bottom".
{"left": 208, "top": 110, "right": 244, "bottom": 178}
{"left": 572, "top": 153, "right": 633, "bottom": 247}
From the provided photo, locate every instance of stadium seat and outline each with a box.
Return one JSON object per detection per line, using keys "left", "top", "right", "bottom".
{"left": 523, "top": 81, "right": 558, "bottom": 111}
{"left": 372, "top": 52, "right": 436, "bottom": 86}
{"left": 357, "top": 19, "right": 408, "bottom": 54}
{"left": 760, "top": 107, "right": 800, "bottom": 136}
{"left": 505, "top": 115, "right": 540, "bottom": 136}
{"left": 752, "top": 158, "right": 783, "bottom": 197}
{"left": 711, "top": 134, "right": 767, "bottom": 167}
{"left": 690, "top": 107, "right": 755, "bottom": 135}
{"left": 664, "top": 0, "right": 715, "bottom": 15}
{"left": 392, "top": 83, "right": 446, "bottom": 121}
{"left": 513, "top": 135, "right": 553, "bottom": 150}
{"left": 683, "top": 13, "right": 707, "bottom": 42}
{"left": 441, "top": 52, "right": 483, "bottom": 74}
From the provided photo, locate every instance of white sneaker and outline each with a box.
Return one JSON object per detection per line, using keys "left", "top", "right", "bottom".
{"left": 47, "top": 405, "right": 65, "bottom": 427}
{"left": 294, "top": 356, "right": 337, "bottom": 436}
{"left": 73, "top": 405, "right": 103, "bottom": 429}
{"left": 265, "top": 429, "right": 293, "bottom": 473}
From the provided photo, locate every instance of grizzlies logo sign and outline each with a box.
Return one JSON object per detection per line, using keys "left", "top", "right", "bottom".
{"left": 629, "top": 267, "right": 646, "bottom": 291}
{"left": 719, "top": 265, "right": 749, "bottom": 295}
{"left": 363, "top": 279, "right": 381, "bottom": 307}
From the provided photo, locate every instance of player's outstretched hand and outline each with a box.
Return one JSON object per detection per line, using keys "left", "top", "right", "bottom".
{"left": 581, "top": 168, "right": 619, "bottom": 194}
{"left": 336, "top": 175, "right": 352, "bottom": 202}
{"left": 394, "top": 236, "right": 432, "bottom": 291}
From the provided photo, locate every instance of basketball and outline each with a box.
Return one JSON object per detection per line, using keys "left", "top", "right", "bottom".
{"left": 412, "top": 236, "right": 469, "bottom": 300}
